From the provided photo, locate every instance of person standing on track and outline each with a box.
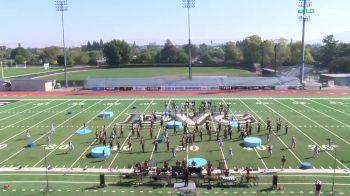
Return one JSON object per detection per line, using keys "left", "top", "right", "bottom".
{"left": 315, "top": 180, "right": 322, "bottom": 196}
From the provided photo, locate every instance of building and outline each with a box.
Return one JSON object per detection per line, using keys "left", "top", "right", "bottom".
{"left": 320, "top": 74, "right": 350, "bottom": 87}
{"left": 0, "top": 46, "right": 6, "bottom": 51}
{"left": 0, "top": 79, "right": 55, "bottom": 91}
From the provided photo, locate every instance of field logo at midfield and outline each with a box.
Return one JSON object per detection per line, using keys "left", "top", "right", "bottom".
{"left": 121, "top": 113, "right": 171, "bottom": 125}
{"left": 120, "top": 112, "right": 256, "bottom": 126}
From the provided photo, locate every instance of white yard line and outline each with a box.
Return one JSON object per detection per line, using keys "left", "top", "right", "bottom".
{"left": 297, "top": 99, "right": 350, "bottom": 125}
{"left": 309, "top": 99, "right": 350, "bottom": 117}
{"left": 0, "top": 100, "right": 90, "bottom": 165}
{"left": 0, "top": 101, "right": 53, "bottom": 124}
{"left": 208, "top": 112, "right": 228, "bottom": 169}
{"left": 32, "top": 100, "right": 108, "bottom": 167}
{"left": 0, "top": 100, "right": 72, "bottom": 145}
{"left": 278, "top": 99, "right": 350, "bottom": 146}
{"left": 238, "top": 99, "right": 302, "bottom": 164}
{"left": 222, "top": 99, "right": 268, "bottom": 169}
{"left": 0, "top": 103, "right": 45, "bottom": 122}
{"left": 263, "top": 99, "right": 349, "bottom": 169}
{"left": 0, "top": 100, "right": 35, "bottom": 114}
{"left": 108, "top": 99, "right": 155, "bottom": 168}
{"left": 0, "top": 101, "right": 57, "bottom": 132}
{"left": 149, "top": 99, "right": 172, "bottom": 161}
{"left": 70, "top": 100, "right": 135, "bottom": 168}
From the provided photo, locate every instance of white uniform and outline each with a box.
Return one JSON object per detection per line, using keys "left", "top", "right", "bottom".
{"left": 228, "top": 147, "right": 233, "bottom": 159}
{"left": 47, "top": 133, "right": 51, "bottom": 145}
{"left": 50, "top": 123, "right": 56, "bottom": 133}
{"left": 68, "top": 141, "right": 74, "bottom": 152}
{"left": 25, "top": 130, "right": 31, "bottom": 139}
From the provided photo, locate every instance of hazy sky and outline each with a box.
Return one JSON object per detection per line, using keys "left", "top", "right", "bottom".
{"left": 1, "top": 0, "right": 349, "bottom": 48}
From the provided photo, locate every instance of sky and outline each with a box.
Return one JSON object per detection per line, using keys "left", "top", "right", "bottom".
{"left": 0, "top": 0, "right": 350, "bottom": 48}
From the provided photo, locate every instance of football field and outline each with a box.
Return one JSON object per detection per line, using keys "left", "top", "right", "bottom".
{"left": 0, "top": 96, "right": 350, "bottom": 195}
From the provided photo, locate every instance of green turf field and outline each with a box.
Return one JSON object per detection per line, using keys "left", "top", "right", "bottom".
{"left": 0, "top": 97, "right": 350, "bottom": 195}
{"left": 42, "top": 67, "right": 255, "bottom": 80}
{"left": 1, "top": 67, "right": 59, "bottom": 78}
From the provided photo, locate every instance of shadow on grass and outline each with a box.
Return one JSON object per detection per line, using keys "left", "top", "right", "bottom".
{"left": 259, "top": 156, "right": 270, "bottom": 160}
{"left": 56, "top": 152, "right": 67, "bottom": 155}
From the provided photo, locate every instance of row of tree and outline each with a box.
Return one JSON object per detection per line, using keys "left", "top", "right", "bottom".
{"left": 102, "top": 35, "right": 316, "bottom": 68}
{"left": 312, "top": 35, "right": 350, "bottom": 73}
{"left": 1, "top": 35, "right": 349, "bottom": 73}
{"left": 1, "top": 44, "right": 103, "bottom": 66}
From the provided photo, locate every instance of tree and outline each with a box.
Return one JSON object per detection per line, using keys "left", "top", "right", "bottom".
{"left": 99, "top": 39, "right": 104, "bottom": 49}
{"left": 183, "top": 44, "right": 199, "bottom": 58}
{"left": 92, "top": 41, "right": 100, "bottom": 50}
{"left": 87, "top": 41, "right": 92, "bottom": 51}
{"left": 102, "top": 39, "right": 131, "bottom": 65}
{"left": 88, "top": 50, "right": 103, "bottom": 65}
{"left": 224, "top": 41, "right": 243, "bottom": 64}
{"left": 175, "top": 48, "right": 188, "bottom": 63}
{"left": 209, "top": 47, "right": 225, "bottom": 61}
{"left": 159, "top": 40, "right": 177, "bottom": 63}
{"left": 241, "top": 35, "right": 263, "bottom": 65}
{"left": 275, "top": 38, "right": 291, "bottom": 66}
{"left": 41, "top": 46, "right": 61, "bottom": 64}
{"left": 260, "top": 40, "right": 274, "bottom": 67}
{"left": 198, "top": 52, "right": 215, "bottom": 64}
{"left": 57, "top": 54, "right": 74, "bottom": 66}
{"left": 14, "top": 55, "right": 25, "bottom": 64}
{"left": 321, "top": 35, "right": 338, "bottom": 66}
{"left": 288, "top": 41, "right": 314, "bottom": 65}
{"left": 10, "top": 47, "right": 29, "bottom": 64}
{"left": 336, "top": 43, "right": 350, "bottom": 58}
{"left": 329, "top": 56, "right": 350, "bottom": 73}
{"left": 69, "top": 49, "right": 89, "bottom": 65}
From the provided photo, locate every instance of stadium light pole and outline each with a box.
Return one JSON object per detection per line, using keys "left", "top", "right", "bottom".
{"left": 55, "top": 0, "right": 68, "bottom": 88}
{"left": 182, "top": 0, "right": 195, "bottom": 80}
{"left": 299, "top": 0, "right": 307, "bottom": 85}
